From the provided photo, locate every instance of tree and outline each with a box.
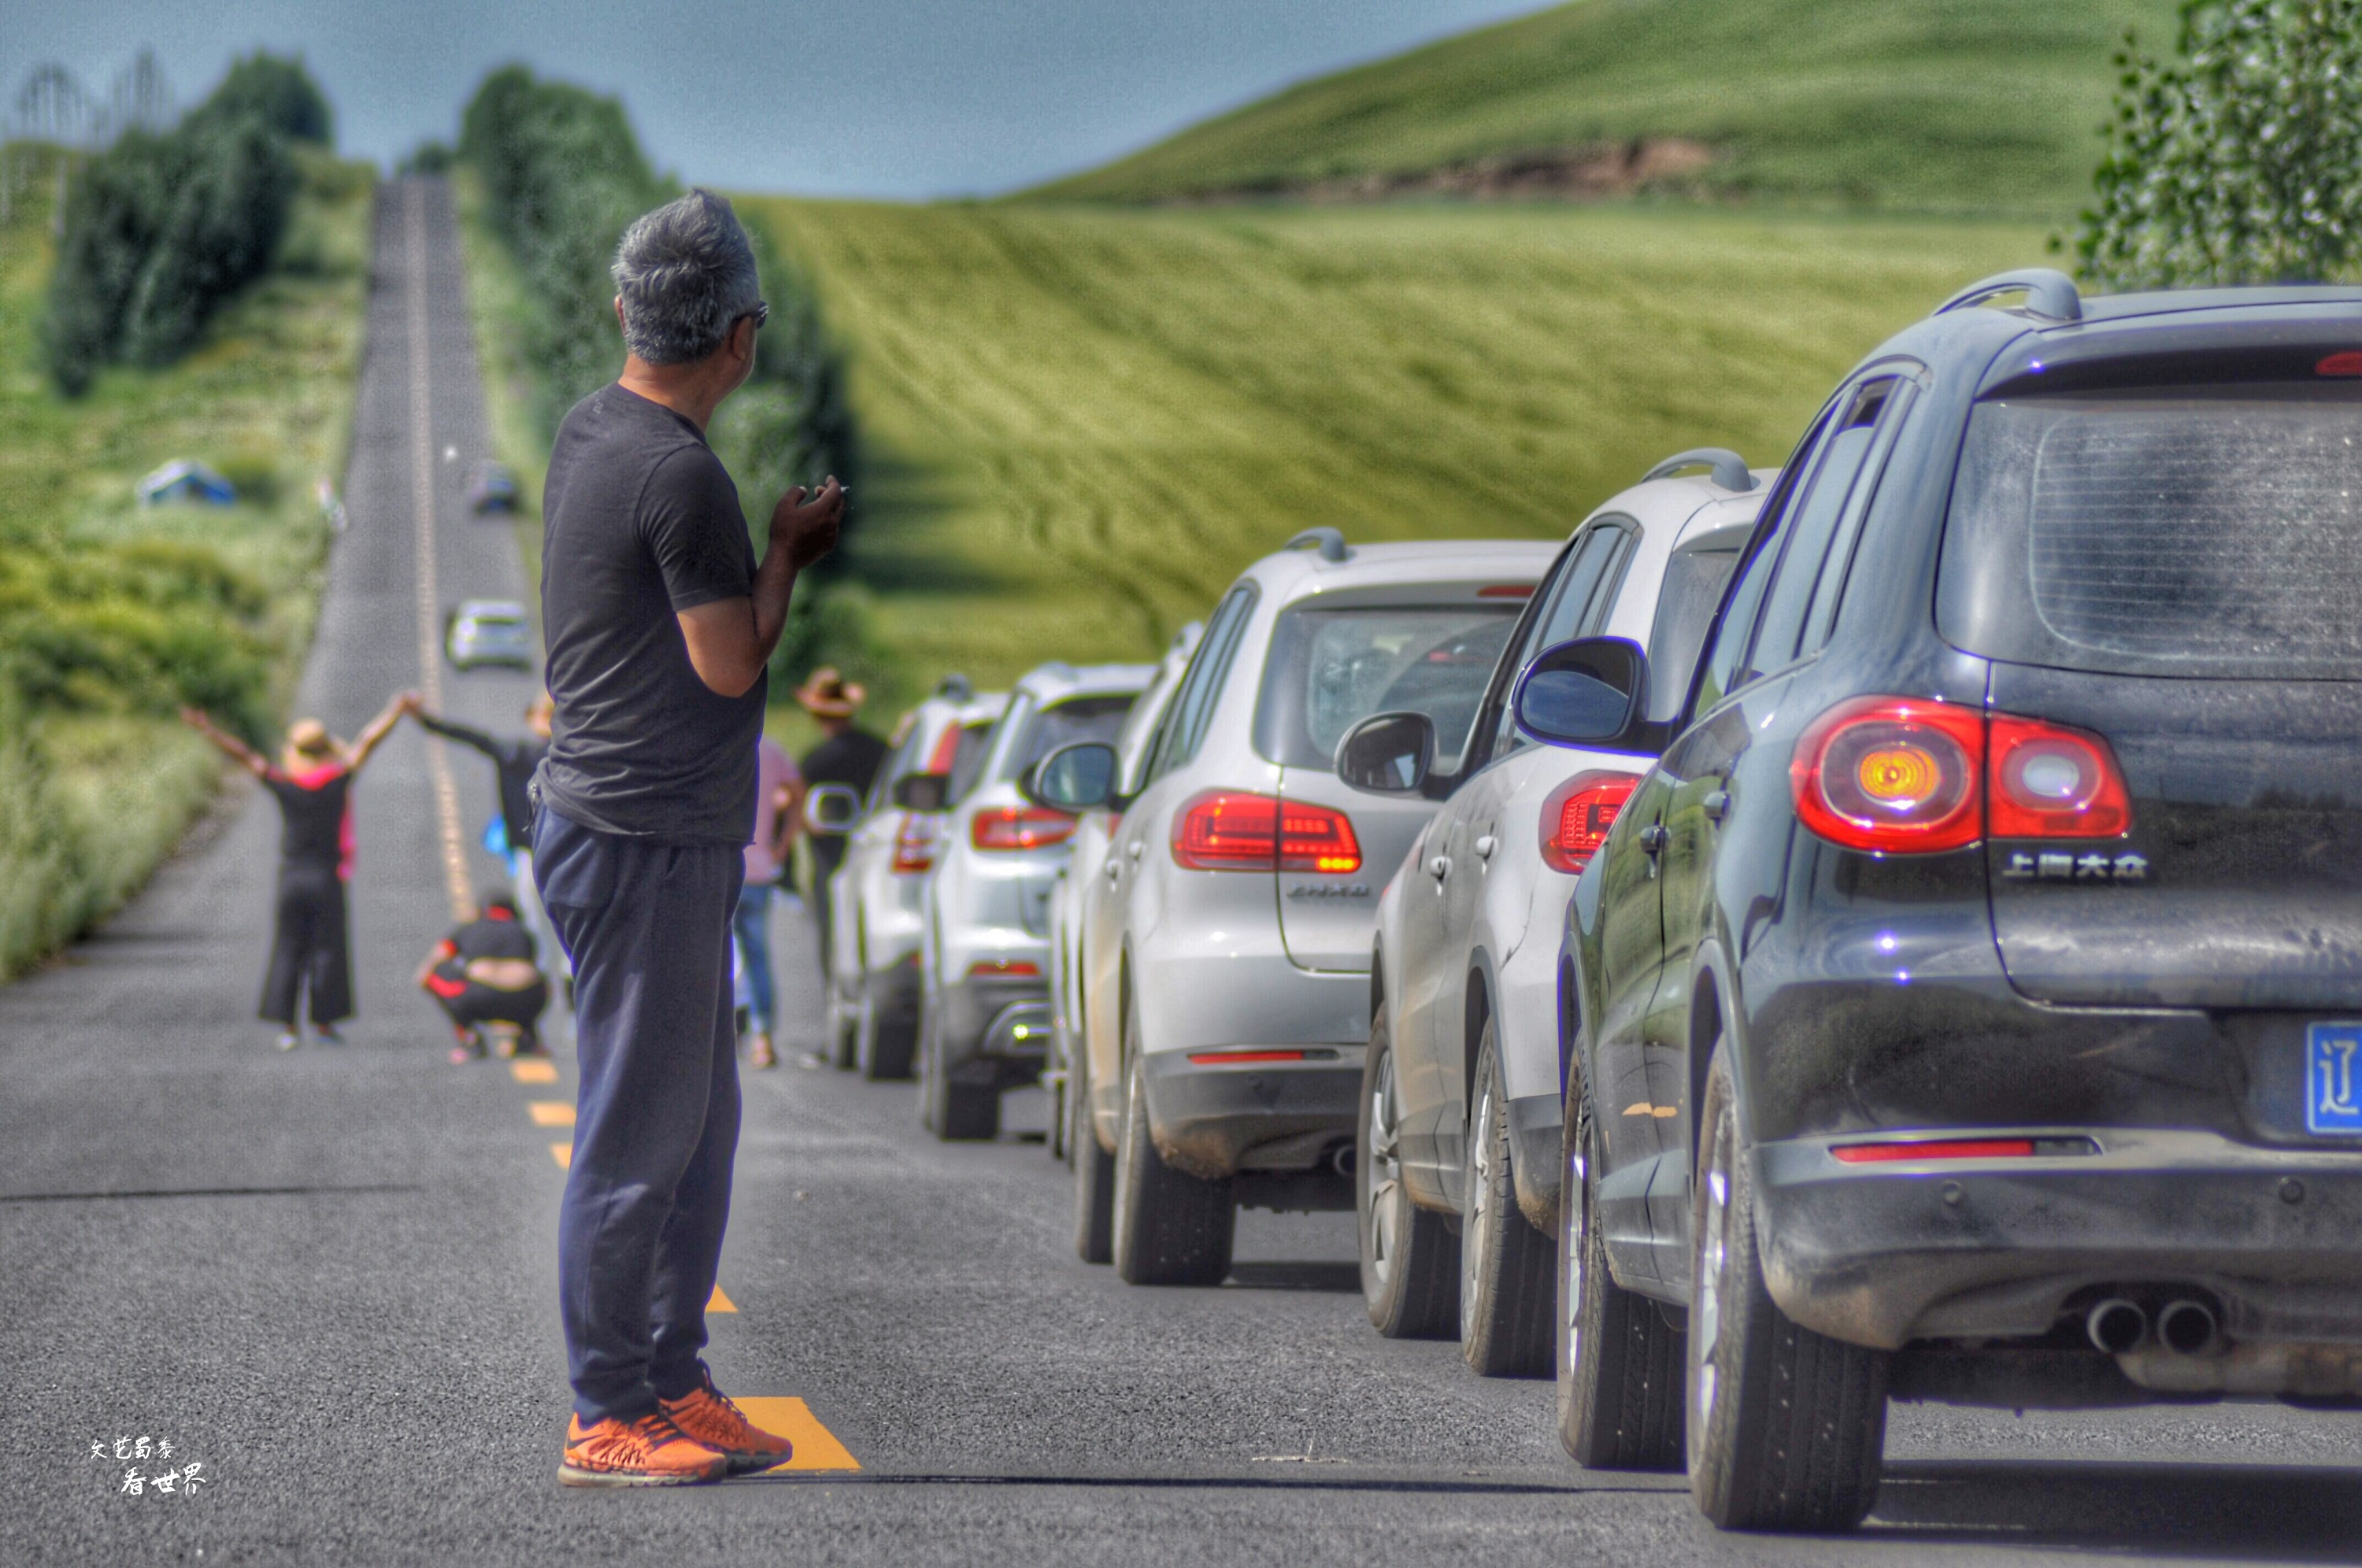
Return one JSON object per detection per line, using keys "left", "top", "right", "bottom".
{"left": 200, "top": 53, "right": 331, "bottom": 144}
{"left": 2074, "top": 0, "right": 2362, "bottom": 290}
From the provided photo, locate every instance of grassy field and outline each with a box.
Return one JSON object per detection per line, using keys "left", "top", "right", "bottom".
{"left": 749, "top": 198, "right": 2043, "bottom": 701}
{"left": 0, "top": 147, "right": 372, "bottom": 975}
{"left": 1038, "top": 0, "right": 2176, "bottom": 215}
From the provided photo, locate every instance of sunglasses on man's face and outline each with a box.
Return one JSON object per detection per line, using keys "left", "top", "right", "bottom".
{"left": 742, "top": 300, "right": 770, "bottom": 331}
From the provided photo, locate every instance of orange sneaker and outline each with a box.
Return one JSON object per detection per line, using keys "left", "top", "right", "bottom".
{"left": 557, "top": 1411, "right": 727, "bottom": 1488}
{"left": 659, "top": 1372, "right": 794, "bottom": 1473}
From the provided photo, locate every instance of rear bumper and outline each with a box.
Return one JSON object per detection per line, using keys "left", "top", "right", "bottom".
{"left": 935, "top": 973, "right": 1052, "bottom": 1087}
{"left": 1755, "top": 1127, "right": 2362, "bottom": 1352}
{"left": 1142, "top": 1047, "right": 1365, "bottom": 1181}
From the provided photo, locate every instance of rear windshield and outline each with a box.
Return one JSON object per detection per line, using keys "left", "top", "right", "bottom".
{"left": 1254, "top": 605, "right": 1519, "bottom": 770}
{"left": 1642, "top": 546, "right": 1744, "bottom": 722}
{"left": 1940, "top": 386, "right": 2362, "bottom": 678}
{"left": 1003, "top": 694, "right": 1135, "bottom": 780}
{"left": 947, "top": 721, "right": 997, "bottom": 803}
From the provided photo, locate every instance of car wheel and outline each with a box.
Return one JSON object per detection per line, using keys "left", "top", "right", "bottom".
{"left": 1072, "top": 1048, "right": 1116, "bottom": 1264}
{"left": 857, "top": 980, "right": 916, "bottom": 1082}
{"left": 1557, "top": 1076, "right": 1684, "bottom": 1470}
{"left": 827, "top": 983, "right": 859, "bottom": 1071}
{"left": 1111, "top": 999, "right": 1233, "bottom": 1286}
{"left": 1687, "top": 1041, "right": 1887, "bottom": 1532}
{"left": 1460, "top": 1023, "right": 1554, "bottom": 1377}
{"left": 1357, "top": 1004, "right": 1457, "bottom": 1337}
{"left": 923, "top": 1005, "right": 999, "bottom": 1141}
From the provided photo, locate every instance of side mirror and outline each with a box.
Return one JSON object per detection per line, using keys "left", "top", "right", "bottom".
{"left": 891, "top": 771, "right": 951, "bottom": 812}
{"left": 1335, "top": 711, "right": 1435, "bottom": 796}
{"left": 1020, "top": 741, "right": 1118, "bottom": 812}
{"left": 803, "top": 782, "right": 863, "bottom": 834}
{"left": 1513, "top": 637, "right": 1659, "bottom": 754}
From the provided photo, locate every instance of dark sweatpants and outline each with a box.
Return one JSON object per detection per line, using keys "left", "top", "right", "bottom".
{"left": 260, "top": 866, "right": 353, "bottom": 1026}
{"left": 533, "top": 806, "right": 744, "bottom": 1423}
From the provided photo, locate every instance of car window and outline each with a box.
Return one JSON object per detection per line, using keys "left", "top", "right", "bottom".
{"left": 1691, "top": 412, "right": 1832, "bottom": 719}
{"left": 1116, "top": 665, "right": 1183, "bottom": 793}
{"left": 1489, "top": 520, "right": 1634, "bottom": 760}
{"left": 868, "top": 723, "right": 922, "bottom": 812}
{"left": 947, "top": 718, "right": 1000, "bottom": 804}
{"left": 1146, "top": 585, "right": 1257, "bottom": 785}
{"left": 1744, "top": 378, "right": 1900, "bottom": 680}
{"left": 1642, "top": 542, "right": 1746, "bottom": 723}
{"left": 1005, "top": 694, "right": 1136, "bottom": 781}
{"left": 1253, "top": 603, "right": 1521, "bottom": 772}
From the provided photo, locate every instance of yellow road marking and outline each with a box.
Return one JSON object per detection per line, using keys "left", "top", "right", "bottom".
{"left": 1622, "top": 1102, "right": 1653, "bottom": 1117}
{"left": 529, "top": 1100, "right": 576, "bottom": 1126}
{"left": 732, "top": 1397, "right": 861, "bottom": 1473}
{"left": 511, "top": 1059, "right": 557, "bottom": 1084}
{"left": 550, "top": 1142, "right": 572, "bottom": 1169}
{"left": 1654, "top": 1106, "right": 1679, "bottom": 1119}
{"left": 708, "top": 1285, "right": 736, "bottom": 1313}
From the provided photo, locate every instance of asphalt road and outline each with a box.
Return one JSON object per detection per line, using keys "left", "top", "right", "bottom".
{"left": 4, "top": 179, "right": 2362, "bottom": 1566}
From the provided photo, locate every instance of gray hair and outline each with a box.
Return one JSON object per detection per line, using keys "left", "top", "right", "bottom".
{"left": 611, "top": 189, "right": 761, "bottom": 365}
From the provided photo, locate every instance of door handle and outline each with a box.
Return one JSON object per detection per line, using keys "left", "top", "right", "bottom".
{"left": 1639, "top": 824, "right": 1669, "bottom": 856}
{"left": 1702, "top": 790, "right": 1730, "bottom": 823}
{"left": 1474, "top": 834, "right": 1497, "bottom": 861}
{"left": 1126, "top": 841, "right": 1144, "bottom": 860}
{"left": 1105, "top": 858, "right": 1122, "bottom": 882}
{"left": 1427, "top": 854, "right": 1451, "bottom": 881}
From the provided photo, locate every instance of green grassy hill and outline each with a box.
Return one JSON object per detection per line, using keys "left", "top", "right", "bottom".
{"left": 750, "top": 199, "right": 2044, "bottom": 704}
{"left": 1038, "top": 0, "right": 2178, "bottom": 215}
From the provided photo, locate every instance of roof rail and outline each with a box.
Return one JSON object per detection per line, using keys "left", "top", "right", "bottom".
{"left": 1283, "top": 527, "right": 1350, "bottom": 563}
{"left": 935, "top": 673, "right": 974, "bottom": 701}
{"left": 1642, "top": 448, "right": 1756, "bottom": 493}
{"left": 1935, "top": 268, "right": 2082, "bottom": 324}
{"left": 1171, "top": 619, "right": 1205, "bottom": 654}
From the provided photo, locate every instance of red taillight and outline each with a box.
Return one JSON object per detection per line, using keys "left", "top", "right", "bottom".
{"left": 1172, "top": 790, "right": 1362, "bottom": 874}
{"left": 1831, "top": 1138, "right": 2035, "bottom": 1163}
{"left": 971, "top": 805, "right": 1076, "bottom": 852}
{"left": 1988, "top": 716, "right": 2131, "bottom": 839}
{"left": 1792, "top": 697, "right": 1985, "bottom": 853}
{"left": 1538, "top": 771, "right": 1641, "bottom": 874}
{"left": 1187, "top": 1048, "right": 1312, "bottom": 1064}
{"left": 968, "top": 959, "right": 1040, "bottom": 978}
{"left": 2316, "top": 350, "right": 2362, "bottom": 376}
{"left": 1477, "top": 583, "right": 1535, "bottom": 599}
{"left": 1793, "top": 696, "right": 2136, "bottom": 855}
{"left": 890, "top": 812, "right": 938, "bottom": 874}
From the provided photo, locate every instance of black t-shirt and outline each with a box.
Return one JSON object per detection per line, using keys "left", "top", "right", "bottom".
{"left": 452, "top": 912, "right": 536, "bottom": 963}
{"left": 265, "top": 767, "right": 352, "bottom": 877}
{"left": 800, "top": 727, "right": 891, "bottom": 837}
{"left": 535, "top": 384, "right": 765, "bottom": 844}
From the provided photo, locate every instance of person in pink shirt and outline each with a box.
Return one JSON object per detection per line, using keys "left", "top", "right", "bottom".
{"left": 733, "top": 734, "right": 802, "bottom": 1068}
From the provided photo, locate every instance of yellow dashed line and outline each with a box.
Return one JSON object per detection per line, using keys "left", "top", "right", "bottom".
{"left": 550, "top": 1142, "right": 572, "bottom": 1170}
{"left": 732, "top": 1397, "right": 861, "bottom": 1472}
{"left": 511, "top": 1059, "right": 558, "bottom": 1084}
{"left": 707, "top": 1285, "right": 736, "bottom": 1313}
{"left": 529, "top": 1100, "right": 576, "bottom": 1126}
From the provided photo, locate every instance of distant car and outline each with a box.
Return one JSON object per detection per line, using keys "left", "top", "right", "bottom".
{"left": 1342, "top": 453, "right": 1768, "bottom": 1374}
{"left": 1024, "top": 529, "right": 1555, "bottom": 1282}
{"left": 468, "top": 462, "right": 520, "bottom": 515}
{"left": 822, "top": 681, "right": 1008, "bottom": 1079}
{"left": 1044, "top": 622, "right": 1201, "bottom": 1162}
{"left": 444, "top": 600, "right": 534, "bottom": 671}
{"left": 916, "top": 660, "right": 1155, "bottom": 1141}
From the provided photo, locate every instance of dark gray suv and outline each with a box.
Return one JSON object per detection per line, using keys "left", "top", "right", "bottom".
{"left": 1540, "top": 271, "right": 2362, "bottom": 1532}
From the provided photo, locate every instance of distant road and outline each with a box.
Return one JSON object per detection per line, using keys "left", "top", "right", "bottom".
{"left": 1, "top": 177, "right": 2357, "bottom": 1566}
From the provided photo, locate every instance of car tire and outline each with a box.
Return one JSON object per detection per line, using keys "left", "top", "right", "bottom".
{"left": 828, "top": 986, "right": 859, "bottom": 1071}
{"left": 1687, "top": 1042, "right": 1887, "bottom": 1533}
{"left": 857, "top": 982, "right": 917, "bottom": 1082}
{"left": 1112, "top": 1009, "right": 1233, "bottom": 1285}
{"left": 1357, "top": 1004, "right": 1457, "bottom": 1337}
{"left": 1072, "top": 1048, "right": 1116, "bottom": 1264}
{"left": 1557, "top": 1076, "right": 1684, "bottom": 1470}
{"left": 1460, "top": 1024, "right": 1554, "bottom": 1376}
{"left": 922, "top": 1004, "right": 999, "bottom": 1141}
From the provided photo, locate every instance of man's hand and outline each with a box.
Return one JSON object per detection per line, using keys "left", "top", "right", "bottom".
{"left": 772, "top": 478, "right": 845, "bottom": 571}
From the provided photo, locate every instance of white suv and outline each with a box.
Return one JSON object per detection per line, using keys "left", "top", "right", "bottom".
{"left": 1024, "top": 530, "right": 1556, "bottom": 1284}
{"left": 918, "top": 660, "right": 1155, "bottom": 1140}
{"left": 1345, "top": 453, "right": 1770, "bottom": 1372}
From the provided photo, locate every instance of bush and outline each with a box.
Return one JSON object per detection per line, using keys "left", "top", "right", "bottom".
{"left": 2073, "top": 0, "right": 2362, "bottom": 289}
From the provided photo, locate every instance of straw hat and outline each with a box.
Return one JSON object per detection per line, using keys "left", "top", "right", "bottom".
{"left": 283, "top": 719, "right": 345, "bottom": 764}
{"left": 794, "top": 667, "right": 865, "bottom": 719}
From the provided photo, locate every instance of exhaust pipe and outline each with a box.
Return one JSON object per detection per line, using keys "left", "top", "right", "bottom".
{"left": 1329, "top": 1143, "right": 1357, "bottom": 1178}
{"left": 2087, "top": 1298, "right": 2149, "bottom": 1355}
{"left": 2157, "top": 1299, "right": 2219, "bottom": 1357}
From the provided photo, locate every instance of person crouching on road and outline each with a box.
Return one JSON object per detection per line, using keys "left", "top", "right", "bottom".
{"left": 417, "top": 889, "right": 550, "bottom": 1062}
{"left": 406, "top": 691, "right": 571, "bottom": 993}
{"left": 181, "top": 696, "right": 408, "bottom": 1052}
{"left": 531, "top": 187, "right": 843, "bottom": 1488}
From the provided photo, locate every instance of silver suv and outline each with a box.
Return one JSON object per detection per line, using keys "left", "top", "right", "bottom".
{"left": 917, "top": 660, "right": 1155, "bottom": 1140}
{"left": 1345, "top": 454, "right": 1769, "bottom": 1371}
{"left": 1024, "top": 530, "right": 1557, "bottom": 1283}
{"left": 823, "top": 682, "right": 1006, "bottom": 1078}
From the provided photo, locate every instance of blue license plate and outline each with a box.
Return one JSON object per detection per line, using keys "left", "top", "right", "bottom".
{"left": 2307, "top": 1022, "right": 2362, "bottom": 1135}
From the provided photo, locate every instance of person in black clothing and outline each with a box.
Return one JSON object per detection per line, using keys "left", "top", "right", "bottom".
{"left": 417, "top": 889, "right": 550, "bottom": 1062}
{"left": 183, "top": 695, "right": 409, "bottom": 1052}
{"left": 405, "top": 691, "right": 569, "bottom": 988}
{"left": 794, "top": 667, "right": 889, "bottom": 979}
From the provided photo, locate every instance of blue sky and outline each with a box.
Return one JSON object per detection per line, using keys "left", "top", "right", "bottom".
{"left": 7, "top": 0, "right": 1545, "bottom": 197}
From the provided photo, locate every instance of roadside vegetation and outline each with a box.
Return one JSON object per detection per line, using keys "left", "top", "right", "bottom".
{"left": 0, "top": 60, "right": 368, "bottom": 978}
{"left": 1037, "top": 0, "right": 2176, "bottom": 215}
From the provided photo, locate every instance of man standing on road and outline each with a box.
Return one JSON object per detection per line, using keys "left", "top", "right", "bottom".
{"left": 530, "top": 187, "right": 843, "bottom": 1488}
{"left": 793, "top": 668, "right": 889, "bottom": 981}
